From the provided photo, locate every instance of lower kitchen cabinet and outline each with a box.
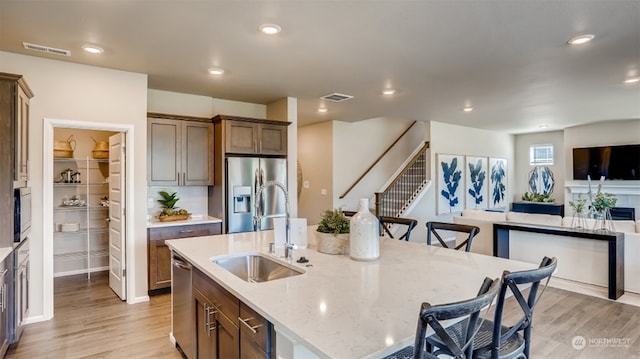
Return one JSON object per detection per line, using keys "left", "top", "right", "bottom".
{"left": 0, "top": 254, "right": 10, "bottom": 356}
{"left": 190, "top": 267, "right": 274, "bottom": 359}
{"left": 148, "top": 222, "right": 221, "bottom": 294}
{"left": 193, "top": 268, "right": 239, "bottom": 359}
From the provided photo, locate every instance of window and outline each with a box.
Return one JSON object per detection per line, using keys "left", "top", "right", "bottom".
{"left": 530, "top": 144, "right": 554, "bottom": 165}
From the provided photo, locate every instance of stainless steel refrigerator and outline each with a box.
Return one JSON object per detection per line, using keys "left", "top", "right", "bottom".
{"left": 226, "top": 157, "right": 287, "bottom": 233}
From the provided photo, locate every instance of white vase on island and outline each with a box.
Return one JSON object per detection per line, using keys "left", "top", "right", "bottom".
{"left": 349, "top": 198, "right": 380, "bottom": 261}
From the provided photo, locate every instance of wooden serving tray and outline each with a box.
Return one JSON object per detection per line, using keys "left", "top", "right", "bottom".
{"left": 158, "top": 213, "right": 191, "bottom": 222}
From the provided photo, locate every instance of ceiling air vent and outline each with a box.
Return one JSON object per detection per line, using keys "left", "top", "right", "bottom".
{"left": 321, "top": 93, "right": 354, "bottom": 102}
{"left": 23, "top": 42, "right": 71, "bottom": 56}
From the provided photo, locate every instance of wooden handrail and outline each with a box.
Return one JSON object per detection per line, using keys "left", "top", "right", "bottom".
{"left": 339, "top": 121, "right": 417, "bottom": 199}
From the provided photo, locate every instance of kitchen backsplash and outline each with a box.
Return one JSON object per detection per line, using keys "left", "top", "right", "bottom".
{"left": 147, "top": 186, "right": 209, "bottom": 219}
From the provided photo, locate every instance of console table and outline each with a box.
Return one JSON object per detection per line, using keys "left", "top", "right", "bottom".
{"left": 493, "top": 222, "right": 624, "bottom": 300}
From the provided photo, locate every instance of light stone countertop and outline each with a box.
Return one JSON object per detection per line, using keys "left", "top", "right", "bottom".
{"left": 166, "top": 227, "right": 537, "bottom": 359}
{"left": 147, "top": 215, "right": 222, "bottom": 228}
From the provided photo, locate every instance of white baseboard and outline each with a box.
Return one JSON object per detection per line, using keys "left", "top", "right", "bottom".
{"left": 128, "top": 295, "right": 150, "bottom": 304}
{"left": 23, "top": 314, "right": 49, "bottom": 325}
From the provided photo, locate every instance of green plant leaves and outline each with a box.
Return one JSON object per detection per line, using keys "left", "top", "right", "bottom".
{"left": 317, "top": 208, "right": 350, "bottom": 235}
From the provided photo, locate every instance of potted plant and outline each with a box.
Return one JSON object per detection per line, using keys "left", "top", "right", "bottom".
{"left": 521, "top": 192, "right": 555, "bottom": 203}
{"left": 590, "top": 192, "right": 617, "bottom": 231}
{"left": 568, "top": 195, "right": 588, "bottom": 228}
{"left": 157, "top": 191, "right": 191, "bottom": 222}
{"left": 316, "top": 208, "right": 350, "bottom": 254}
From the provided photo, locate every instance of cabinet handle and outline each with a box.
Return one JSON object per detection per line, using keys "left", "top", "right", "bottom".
{"left": 179, "top": 229, "right": 196, "bottom": 234}
{"left": 177, "top": 171, "right": 180, "bottom": 185}
{"left": 0, "top": 283, "right": 4, "bottom": 312}
{"left": 239, "top": 316, "right": 263, "bottom": 334}
{"left": 205, "top": 305, "right": 218, "bottom": 336}
{"left": 182, "top": 172, "right": 186, "bottom": 185}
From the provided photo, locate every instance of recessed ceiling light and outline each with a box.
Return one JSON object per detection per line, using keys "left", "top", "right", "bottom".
{"left": 624, "top": 77, "right": 640, "bottom": 84}
{"left": 382, "top": 89, "right": 396, "bottom": 95}
{"left": 538, "top": 124, "right": 549, "bottom": 129}
{"left": 463, "top": 106, "right": 473, "bottom": 112}
{"left": 208, "top": 67, "right": 225, "bottom": 76}
{"left": 318, "top": 108, "right": 327, "bottom": 113}
{"left": 82, "top": 44, "right": 104, "bottom": 54}
{"left": 259, "top": 24, "right": 282, "bottom": 35}
{"left": 567, "top": 34, "right": 595, "bottom": 45}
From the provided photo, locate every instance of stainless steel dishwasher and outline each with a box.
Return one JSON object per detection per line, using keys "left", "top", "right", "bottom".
{"left": 172, "top": 253, "right": 194, "bottom": 359}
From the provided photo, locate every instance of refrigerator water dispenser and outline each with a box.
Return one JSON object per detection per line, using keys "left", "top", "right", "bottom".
{"left": 233, "top": 186, "right": 252, "bottom": 213}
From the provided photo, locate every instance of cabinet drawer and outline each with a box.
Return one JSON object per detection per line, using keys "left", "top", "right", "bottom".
{"left": 193, "top": 268, "right": 239, "bottom": 321}
{"left": 148, "top": 223, "right": 221, "bottom": 241}
{"left": 239, "top": 302, "right": 269, "bottom": 351}
{"left": 240, "top": 333, "right": 267, "bottom": 359}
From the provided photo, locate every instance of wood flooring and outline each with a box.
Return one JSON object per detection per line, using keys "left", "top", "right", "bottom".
{"left": 4, "top": 271, "right": 640, "bottom": 358}
{"left": 5, "top": 271, "right": 181, "bottom": 359}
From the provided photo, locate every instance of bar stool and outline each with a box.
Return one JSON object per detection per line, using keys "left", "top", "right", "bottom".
{"left": 426, "top": 221, "right": 480, "bottom": 252}
{"left": 378, "top": 216, "right": 418, "bottom": 241}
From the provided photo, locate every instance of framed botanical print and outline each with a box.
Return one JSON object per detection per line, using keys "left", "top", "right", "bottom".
{"left": 489, "top": 157, "right": 508, "bottom": 209}
{"left": 465, "top": 156, "right": 488, "bottom": 209}
{"left": 437, "top": 153, "right": 465, "bottom": 214}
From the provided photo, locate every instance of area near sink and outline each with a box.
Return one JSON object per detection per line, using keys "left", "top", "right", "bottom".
{"left": 211, "top": 252, "right": 304, "bottom": 283}
{"left": 166, "top": 226, "right": 536, "bottom": 358}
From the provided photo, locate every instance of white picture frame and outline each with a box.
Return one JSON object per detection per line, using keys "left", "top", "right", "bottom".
{"left": 465, "top": 156, "right": 489, "bottom": 209}
{"left": 437, "top": 153, "right": 465, "bottom": 214}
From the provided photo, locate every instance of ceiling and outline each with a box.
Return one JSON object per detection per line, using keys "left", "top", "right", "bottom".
{"left": 1, "top": 1, "right": 639, "bottom": 133}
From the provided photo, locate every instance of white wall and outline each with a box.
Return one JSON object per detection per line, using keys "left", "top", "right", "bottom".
{"left": 514, "top": 131, "right": 565, "bottom": 203}
{"left": 564, "top": 119, "right": 640, "bottom": 182}
{"left": 0, "top": 51, "right": 148, "bottom": 320}
{"left": 409, "top": 121, "right": 514, "bottom": 242}
{"left": 333, "top": 118, "right": 425, "bottom": 210}
{"left": 298, "top": 121, "right": 334, "bottom": 224}
{"left": 564, "top": 119, "right": 640, "bottom": 215}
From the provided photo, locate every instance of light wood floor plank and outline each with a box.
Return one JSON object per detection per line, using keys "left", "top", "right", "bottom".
{"left": 5, "top": 271, "right": 182, "bottom": 359}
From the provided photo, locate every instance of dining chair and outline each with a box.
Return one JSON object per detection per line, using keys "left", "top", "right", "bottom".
{"left": 425, "top": 256, "right": 558, "bottom": 359}
{"left": 343, "top": 210, "right": 357, "bottom": 218}
{"left": 382, "top": 277, "right": 500, "bottom": 359}
{"left": 378, "top": 216, "right": 418, "bottom": 241}
{"left": 426, "top": 221, "right": 480, "bottom": 252}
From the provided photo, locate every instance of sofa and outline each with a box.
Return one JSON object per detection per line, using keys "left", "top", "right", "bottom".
{"left": 453, "top": 209, "right": 640, "bottom": 294}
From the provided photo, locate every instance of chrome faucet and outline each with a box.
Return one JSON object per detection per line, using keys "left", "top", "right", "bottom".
{"left": 254, "top": 181, "right": 294, "bottom": 259}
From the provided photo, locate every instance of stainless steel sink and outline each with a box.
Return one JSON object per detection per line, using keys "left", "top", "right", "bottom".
{"left": 211, "top": 253, "right": 304, "bottom": 283}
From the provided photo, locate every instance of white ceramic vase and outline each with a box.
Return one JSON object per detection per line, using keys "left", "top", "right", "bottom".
{"left": 350, "top": 198, "right": 380, "bottom": 261}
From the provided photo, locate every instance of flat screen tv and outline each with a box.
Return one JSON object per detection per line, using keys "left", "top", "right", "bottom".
{"left": 573, "top": 144, "right": 640, "bottom": 180}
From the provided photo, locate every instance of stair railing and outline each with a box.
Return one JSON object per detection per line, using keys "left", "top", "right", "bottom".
{"left": 339, "top": 121, "right": 417, "bottom": 200}
{"left": 375, "top": 141, "right": 430, "bottom": 217}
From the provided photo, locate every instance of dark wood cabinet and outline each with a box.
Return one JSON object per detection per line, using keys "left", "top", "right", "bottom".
{"left": 147, "top": 113, "right": 214, "bottom": 186}
{"left": 0, "top": 254, "right": 9, "bottom": 356}
{"left": 214, "top": 115, "right": 288, "bottom": 156}
{"left": 239, "top": 302, "right": 275, "bottom": 358}
{"left": 147, "top": 222, "right": 221, "bottom": 294}
{"left": 0, "top": 73, "right": 33, "bottom": 249}
{"left": 190, "top": 267, "right": 275, "bottom": 359}
{"left": 0, "top": 73, "right": 32, "bottom": 188}
{"left": 193, "top": 268, "right": 239, "bottom": 359}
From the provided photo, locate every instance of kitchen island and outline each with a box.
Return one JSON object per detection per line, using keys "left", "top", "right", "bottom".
{"left": 166, "top": 227, "right": 536, "bottom": 358}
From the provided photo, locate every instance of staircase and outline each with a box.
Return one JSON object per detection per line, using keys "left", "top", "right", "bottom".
{"left": 375, "top": 141, "right": 430, "bottom": 217}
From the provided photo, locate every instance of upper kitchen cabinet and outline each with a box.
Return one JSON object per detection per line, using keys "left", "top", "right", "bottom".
{"left": 0, "top": 73, "right": 34, "bottom": 188}
{"left": 147, "top": 113, "right": 213, "bottom": 186}
{"left": 213, "top": 115, "right": 289, "bottom": 156}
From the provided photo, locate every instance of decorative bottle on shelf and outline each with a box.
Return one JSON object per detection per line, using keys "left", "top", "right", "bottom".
{"left": 350, "top": 198, "right": 380, "bottom": 261}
